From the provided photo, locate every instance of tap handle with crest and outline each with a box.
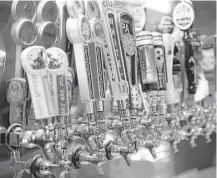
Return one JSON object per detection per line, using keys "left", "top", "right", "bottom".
{"left": 173, "top": 0, "right": 196, "bottom": 95}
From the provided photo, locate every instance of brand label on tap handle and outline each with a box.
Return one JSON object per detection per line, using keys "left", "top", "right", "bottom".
{"left": 108, "top": 13, "right": 128, "bottom": 96}
{"left": 46, "top": 47, "right": 69, "bottom": 116}
{"left": 173, "top": 1, "right": 195, "bottom": 31}
{"left": 118, "top": 12, "right": 137, "bottom": 86}
{"left": 6, "top": 78, "right": 27, "bottom": 123}
{"left": 96, "top": 46, "right": 106, "bottom": 99}
{"left": 154, "top": 46, "right": 167, "bottom": 90}
{"left": 21, "top": 46, "right": 54, "bottom": 119}
{"left": 121, "top": 15, "right": 136, "bottom": 56}
{"left": 84, "top": 45, "right": 95, "bottom": 100}
{"left": 138, "top": 45, "right": 158, "bottom": 84}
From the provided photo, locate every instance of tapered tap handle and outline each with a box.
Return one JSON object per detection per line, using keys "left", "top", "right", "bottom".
{"left": 184, "top": 33, "right": 196, "bottom": 94}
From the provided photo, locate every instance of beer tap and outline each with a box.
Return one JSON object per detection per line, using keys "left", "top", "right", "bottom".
{"left": 19, "top": 46, "right": 58, "bottom": 158}
{"left": 10, "top": 0, "right": 38, "bottom": 125}
{"left": 45, "top": 47, "right": 70, "bottom": 161}
{"left": 66, "top": 3, "right": 107, "bottom": 171}
{"left": 66, "top": 0, "right": 95, "bottom": 149}
{"left": 96, "top": 0, "right": 137, "bottom": 165}
{"left": 136, "top": 31, "right": 159, "bottom": 138}
{"left": 98, "top": 0, "right": 131, "bottom": 145}
{"left": 161, "top": 16, "right": 180, "bottom": 112}
{"left": 151, "top": 32, "right": 174, "bottom": 144}
{"left": 173, "top": 0, "right": 205, "bottom": 148}
{"left": 5, "top": 122, "right": 59, "bottom": 178}
{"left": 116, "top": 10, "right": 139, "bottom": 149}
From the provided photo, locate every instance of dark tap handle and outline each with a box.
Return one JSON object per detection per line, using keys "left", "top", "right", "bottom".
{"left": 184, "top": 32, "right": 196, "bottom": 94}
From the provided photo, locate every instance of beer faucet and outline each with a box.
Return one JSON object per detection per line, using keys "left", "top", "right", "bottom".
{"left": 45, "top": 47, "right": 70, "bottom": 161}
{"left": 5, "top": 122, "right": 58, "bottom": 178}
{"left": 20, "top": 46, "right": 58, "bottom": 159}
{"left": 96, "top": 0, "right": 137, "bottom": 165}
{"left": 136, "top": 31, "right": 159, "bottom": 146}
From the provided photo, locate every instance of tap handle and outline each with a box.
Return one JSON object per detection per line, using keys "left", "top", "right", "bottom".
{"left": 184, "top": 32, "right": 196, "bottom": 94}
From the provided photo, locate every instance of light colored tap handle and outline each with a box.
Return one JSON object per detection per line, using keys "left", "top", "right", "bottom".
{"left": 21, "top": 46, "right": 54, "bottom": 119}
{"left": 46, "top": 47, "right": 69, "bottom": 116}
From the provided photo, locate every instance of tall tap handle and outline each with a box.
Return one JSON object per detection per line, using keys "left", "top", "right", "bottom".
{"left": 184, "top": 32, "right": 197, "bottom": 94}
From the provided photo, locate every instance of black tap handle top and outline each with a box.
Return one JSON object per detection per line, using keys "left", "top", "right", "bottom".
{"left": 184, "top": 32, "right": 197, "bottom": 94}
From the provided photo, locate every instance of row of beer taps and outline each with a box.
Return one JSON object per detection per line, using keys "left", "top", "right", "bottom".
{"left": 0, "top": 0, "right": 215, "bottom": 178}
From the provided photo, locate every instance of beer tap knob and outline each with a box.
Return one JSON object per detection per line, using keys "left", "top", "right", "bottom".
{"left": 11, "top": 153, "right": 57, "bottom": 178}
{"left": 12, "top": 153, "right": 70, "bottom": 178}
{"left": 70, "top": 147, "right": 106, "bottom": 169}
{"left": 104, "top": 140, "right": 133, "bottom": 166}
